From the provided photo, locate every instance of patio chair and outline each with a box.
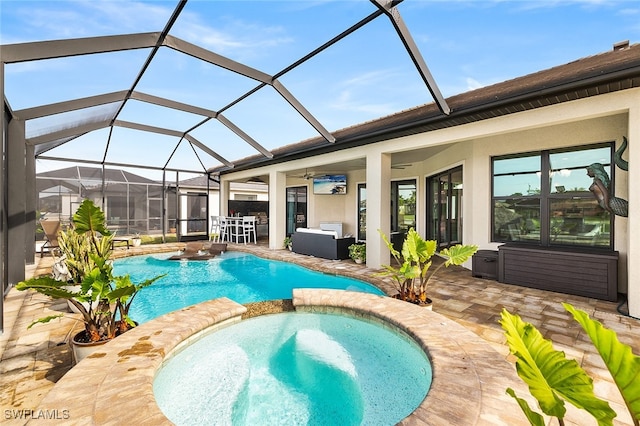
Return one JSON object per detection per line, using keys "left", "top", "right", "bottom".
{"left": 241, "top": 216, "right": 257, "bottom": 244}
{"left": 40, "top": 220, "right": 61, "bottom": 257}
{"left": 211, "top": 216, "right": 227, "bottom": 243}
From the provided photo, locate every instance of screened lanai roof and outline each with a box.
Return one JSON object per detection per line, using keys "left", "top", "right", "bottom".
{"left": 1, "top": 0, "right": 451, "bottom": 175}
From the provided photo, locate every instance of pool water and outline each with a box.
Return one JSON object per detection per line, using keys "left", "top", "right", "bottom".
{"left": 154, "top": 312, "right": 432, "bottom": 425}
{"left": 113, "top": 251, "right": 385, "bottom": 323}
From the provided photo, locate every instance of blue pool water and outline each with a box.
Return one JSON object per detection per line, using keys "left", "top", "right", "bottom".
{"left": 113, "top": 251, "right": 385, "bottom": 323}
{"left": 154, "top": 312, "right": 432, "bottom": 425}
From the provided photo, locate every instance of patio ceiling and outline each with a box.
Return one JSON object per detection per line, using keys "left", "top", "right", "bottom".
{"left": 1, "top": 0, "right": 448, "bottom": 176}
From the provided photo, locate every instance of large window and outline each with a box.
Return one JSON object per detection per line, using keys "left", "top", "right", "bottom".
{"left": 492, "top": 143, "right": 613, "bottom": 249}
{"left": 427, "top": 167, "right": 463, "bottom": 248}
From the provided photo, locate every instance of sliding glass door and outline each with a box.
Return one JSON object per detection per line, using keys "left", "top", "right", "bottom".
{"left": 427, "top": 166, "right": 463, "bottom": 248}
{"left": 286, "top": 186, "right": 307, "bottom": 236}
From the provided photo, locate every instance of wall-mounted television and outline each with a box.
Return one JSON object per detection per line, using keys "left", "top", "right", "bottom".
{"left": 313, "top": 174, "right": 347, "bottom": 195}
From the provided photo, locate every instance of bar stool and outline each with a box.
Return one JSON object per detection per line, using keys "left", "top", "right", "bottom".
{"left": 227, "top": 216, "right": 244, "bottom": 243}
{"left": 212, "top": 216, "right": 227, "bottom": 243}
{"left": 241, "top": 216, "right": 257, "bottom": 244}
{"left": 209, "top": 216, "right": 219, "bottom": 241}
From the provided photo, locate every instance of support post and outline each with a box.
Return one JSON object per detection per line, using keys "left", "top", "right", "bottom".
{"left": 7, "top": 118, "right": 26, "bottom": 285}
{"left": 365, "top": 151, "right": 391, "bottom": 269}
{"left": 268, "top": 171, "right": 286, "bottom": 250}
{"left": 627, "top": 105, "right": 640, "bottom": 319}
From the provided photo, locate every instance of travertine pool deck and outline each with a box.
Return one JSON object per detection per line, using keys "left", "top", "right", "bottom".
{"left": 30, "top": 290, "right": 531, "bottom": 425}
{"left": 2, "top": 242, "right": 639, "bottom": 425}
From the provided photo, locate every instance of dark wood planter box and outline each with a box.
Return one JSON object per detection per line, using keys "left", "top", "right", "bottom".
{"left": 472, "top": 250, "right": 499, "bottom": 280}
{"left": 498, "top": 244, "right": 618, "bottom": 301}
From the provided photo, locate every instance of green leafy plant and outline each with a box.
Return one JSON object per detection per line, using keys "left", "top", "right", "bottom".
{"left": 17, "top": 199, "right": 165, "bottom": 342}
{"left": 283, "top": 236, "right": 292, "bottom": 249}
{"left": 377, "top": 228, "right": 478, "bottom": 305}
{"left": 500, "top": 303, "right": 640, "bottom": 426}
{"left": 348, "top": 243, "right": 366, "bottom": 263}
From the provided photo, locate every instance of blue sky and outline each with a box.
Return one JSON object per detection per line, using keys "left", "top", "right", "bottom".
{"left": 1, "top": 0, "right": 639, "bottom": 177}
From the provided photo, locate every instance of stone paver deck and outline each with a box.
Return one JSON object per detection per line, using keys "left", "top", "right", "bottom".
{"left": 1, "top": 241, "right": 639, "bottom": 425}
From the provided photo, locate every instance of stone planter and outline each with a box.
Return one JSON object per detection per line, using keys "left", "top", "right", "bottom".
{"left": 70, "top": 331, "right": 109, "bottom": 364}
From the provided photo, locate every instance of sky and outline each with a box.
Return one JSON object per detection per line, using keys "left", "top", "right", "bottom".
{"left": 1, "top": 0, "right": 639, "bottom": 179}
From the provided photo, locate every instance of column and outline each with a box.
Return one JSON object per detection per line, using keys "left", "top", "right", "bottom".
{"left": 7, "top": 118, "right": 26, "bottom": 285}
{"left": 627, "top": 104, "right": 640, "bottom": 319}
{"left": 365, "top": 151, "right": 391, "bottom": 269}
{"left": 268, "top": 170, "right": 286, "bottom": 250}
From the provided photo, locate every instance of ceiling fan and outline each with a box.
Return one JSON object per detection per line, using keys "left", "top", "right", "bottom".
{"left": 392, "top": 163, "right": 413, "bottom": 170}
{"left": 292, "top": 168, "right": 322, "bottom": 180}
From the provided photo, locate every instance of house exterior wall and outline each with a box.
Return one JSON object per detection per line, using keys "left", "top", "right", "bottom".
{"left": 220, "top": 87, "right": 639, "bottom": 317}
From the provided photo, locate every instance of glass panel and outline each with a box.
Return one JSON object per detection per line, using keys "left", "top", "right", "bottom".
{"left": 396, "top": 181, "right": 416, "bottom": 234}
{"left": 438, "top": 175, "right": 449, "bottom": 242}
{"left": 358, "top": 184, "right": 366, "bottom": 241}
{"left": 286, "top": 187, "right": 307, "bottom": 235}
{"left": 493, "top": 154, "right": 541, "bottom": 197}
{"left": 450, "top": 169, "right": 463, "bottom": 243}
{"left": 549, "top": 198, "right": 610, "bottom": 247}
{"left": 549, "top": 147, "right": 610, "bottom": 193}
{"left": 428, "top": 178, "right": 439, "bottom": 240}
{"left": 295, "top": 188, "right": 308, "bottom": 230}
{"left": 493, "top": 198, "right": 541, "bottom": 242}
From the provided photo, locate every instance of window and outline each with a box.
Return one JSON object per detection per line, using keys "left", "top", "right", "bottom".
{"left": 392, "top": 180, "right": 416, "bottom": 234}
{"left": 492, "top": 143, "right": 613, "bottom": 249}
{"left": 355, "top": 180, "right": 415, "bottom": 241}
{"left": 427, "top": 167, "right": 463, "bottom": 248}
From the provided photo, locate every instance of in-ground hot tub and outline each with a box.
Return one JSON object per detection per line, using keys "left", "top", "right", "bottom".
{"left": 32, "top": 289, "right": 532, "bottom": 425}
{"left": 154, "top": 311, "right": 432, "bottom": 425}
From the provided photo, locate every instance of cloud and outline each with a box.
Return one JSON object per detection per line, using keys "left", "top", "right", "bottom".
{"left": 465, "top": 77, "right": 484, "bottom": 91}
{"left": 15, "top": 0, "right": 171, "bottom": 39}
{"left": 176, "top": 19, "right": 294, "bottom": 56}
{"left": 329, "top": 69, "right": 404, "bottom": 116}
{"left": 331, "top": 90, "right": 396, "bottom": 116}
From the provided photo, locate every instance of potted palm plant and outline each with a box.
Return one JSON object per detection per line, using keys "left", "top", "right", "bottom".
{"left": 378, "top": 228, "right": 477, "bottom": 309}
{"left": 17, "top": 199, "right": 165, "bottom": 363}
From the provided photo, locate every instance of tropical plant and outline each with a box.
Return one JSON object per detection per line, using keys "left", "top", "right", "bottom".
{"left": 283, "top": 236, "right": 292, "bottom": 249}
{"left": 377, "top": 228, "right": 478, "bottom": 305}
{"left": 348, "top": 243, "right": 366, "bottom": 263}
{"left": 17, "top": 199, "right": 165, "bottom": 342}
{"left": 500, "top": 303, "right": 640, "bottom": 426}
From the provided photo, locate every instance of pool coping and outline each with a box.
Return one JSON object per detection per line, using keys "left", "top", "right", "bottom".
{"left": 31, "top": 289, "right": 530, "bottom": 425}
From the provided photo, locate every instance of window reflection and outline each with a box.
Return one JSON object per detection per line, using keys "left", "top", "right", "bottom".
{"left": 492, "top": 143, "right": 613, "bottom": 249}
{"left": 549, "top": 198, "right": 610, "bottom": 247}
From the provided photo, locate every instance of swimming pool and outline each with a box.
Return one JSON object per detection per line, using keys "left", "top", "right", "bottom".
{"left": 113, "top": 251, "right": 385, "bottom": 323}
{"left": 154, "top": 311, "right": 432, "bottom": 425}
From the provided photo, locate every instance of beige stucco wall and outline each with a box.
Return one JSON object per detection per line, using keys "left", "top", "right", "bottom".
{"left": 221, "top": 87, "right": 639, "bottom": 316}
